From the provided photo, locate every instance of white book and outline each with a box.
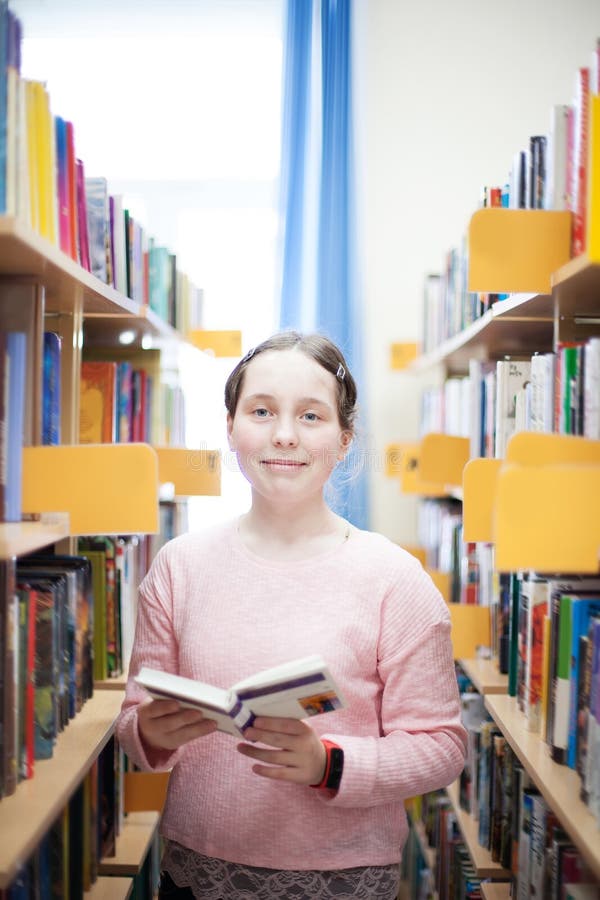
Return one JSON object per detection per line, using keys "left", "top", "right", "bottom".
{"left": 135, "top": 654, "right": 346, "bottom": 738}
{"left": 544, "top": 104, "right": 570, "bottom": 211}
{"left": 494, "top": 359, "right": 531, "bottom": 458}
{"left": 584, "top": 337, "right": 600, "bottom": 439}
{"left": 110, "top": 194, "right": 128, "bottom": 297}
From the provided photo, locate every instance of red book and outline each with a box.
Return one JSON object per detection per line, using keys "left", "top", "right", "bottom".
{"left": 75, "top": 158, "right": 91, "bottom": 271}
{"left": 572, "top": 67, "right": 590, "bottom": 256}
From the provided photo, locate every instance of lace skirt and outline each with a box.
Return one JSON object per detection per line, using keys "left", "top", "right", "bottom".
{"left": 161, "top": 839, "right": 400, "bottom": 899}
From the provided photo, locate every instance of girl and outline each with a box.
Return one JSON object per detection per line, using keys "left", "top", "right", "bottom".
{"left": 116, "top": 331, "right": 467, "bottom": 899}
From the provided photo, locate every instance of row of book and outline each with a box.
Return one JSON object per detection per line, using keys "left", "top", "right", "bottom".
{"left": 421, "top": 39, "right": 600, "bottom": 355}
{"left": 79, "top": 355, "right": 186, "bottom": 447}
{"left": 0, "top": 534, "right": 153, "bottom": 799}
{"left": 0, "top": 736, "right": 160, "bottom": 899}
{"left": 457, "top": 685, "right": 598, "bottom": 898}
{"left": 0, "top": 3, "right": 203, "bottom": 333}
{"left": 419, "top": 337, "right": 600, "bottom": 458}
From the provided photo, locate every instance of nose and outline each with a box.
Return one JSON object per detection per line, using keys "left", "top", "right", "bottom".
{"left": 272, "top": 415, "right": 298, "bottom": 447}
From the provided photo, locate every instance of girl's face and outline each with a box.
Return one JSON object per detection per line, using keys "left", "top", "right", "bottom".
{"left": 227, "top": 349, "right": 351, "bottom": 506}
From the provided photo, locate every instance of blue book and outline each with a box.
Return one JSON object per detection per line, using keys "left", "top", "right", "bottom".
{"left": 567, "top": 595, "right": 600, "bottom": 769}
{"left": 0, "top": 0, "right": 9, "bottom": 214}
{"left": 42, "top": 331, "right": 61, "bottom": 445}
{"left": 5, "top": 331, "right": 26, "bottom": 522}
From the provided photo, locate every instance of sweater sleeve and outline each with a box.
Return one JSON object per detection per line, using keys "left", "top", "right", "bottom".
{"left": 320, "top": 565, "right": 467, "bottom": 808}
{"left": 115, "top": 543, "right": 184, "bottom": 772}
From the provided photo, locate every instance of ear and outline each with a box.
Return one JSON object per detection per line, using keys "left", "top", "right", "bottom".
{"left": 337, "top": 430, "right": 353, "bottom": 461}
{"left": 226, "top": 414, "right": 235, "bottom": 451}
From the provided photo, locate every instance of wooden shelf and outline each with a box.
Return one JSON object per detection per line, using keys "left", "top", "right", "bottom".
{"left": 0, "top": 512, "right": 69, "bottom": 559}
{"left": 410, "top": 292, "right": 554, "bottom": 374}
{"left": 0, "top": 216, "right": 139, "bottom": 315}
{"left": 0, "top": 691, "right": 123, "bottom": 889}
{"left": 95, "top": 671, "right": 128, "bottom": 691}
{"left": 98, "top": 811, "right": 160, "bottom": 876}
{"left": 485, "top": 694, "right": 600, "bottom": 881}
{"left": 458, "top": 658, "right": 508, "bottom": 695}
{"left": 446, "top": 781, "right": 512, "bottom": 879}
{"left": 85, "top": 876, "right": 134, "bottom": 900}
{"left": 480, "top": 883, "right": 511, "bottom": 900}
{"left": 553, "top": 253, "right": 600, "bottom": 317}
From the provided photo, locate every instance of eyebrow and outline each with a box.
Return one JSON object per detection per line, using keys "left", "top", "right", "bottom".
{"left": 243, "top": 393, "right": 333, "bottom": 410}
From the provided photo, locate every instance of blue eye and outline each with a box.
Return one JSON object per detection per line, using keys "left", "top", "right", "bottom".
{"left": 303, "top": 412, "right": 319, "bottom": 422}
{"left": 253, "top": 408, "right": 270, "bottom": 418}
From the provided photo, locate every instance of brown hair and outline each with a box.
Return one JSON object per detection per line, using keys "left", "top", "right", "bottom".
{"left": 224, "top": 331, "right": 358, "bottom": 434}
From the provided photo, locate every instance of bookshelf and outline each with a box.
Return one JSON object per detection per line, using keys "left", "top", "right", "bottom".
{"left": 396, "top": 195, "right": 600, "bottom": 895}
{"left": 485, "top": 694, "right": 600, "bottom": 882}
{"left": 0, "top": 691, "right": 123, "bottom": 889}
{"left": 98, "top": 811, "right": 160, "bottom": 877}
{"left": 446, "top": 781, "right": 512, "bottom": 880}
{"left": 0, "top": 187, "right": 222, "bottom": 893}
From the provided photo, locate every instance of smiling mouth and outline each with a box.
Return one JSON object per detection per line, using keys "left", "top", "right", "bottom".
{"left": 260, "top": 459, "right": 307, "bottom": 467}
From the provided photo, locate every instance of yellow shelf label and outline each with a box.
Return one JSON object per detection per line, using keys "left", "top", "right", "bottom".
{"left": 187, "top": 329, "right": 242, "bottom": 357}
{"left": 468, "top": 208, "right": 572, "bottom": 293}
{"left": 22, "top": 444, "right": 160, "bottom": 535}
{"left": 155, "top": 447, "right": 221, "bottom": 496}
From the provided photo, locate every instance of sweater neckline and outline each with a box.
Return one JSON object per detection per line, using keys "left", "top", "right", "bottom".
{"left": 229, "top": 517, "right": 354, "bottom": 570}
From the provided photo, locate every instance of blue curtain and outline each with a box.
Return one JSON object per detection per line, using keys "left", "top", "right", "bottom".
{"left": 279, "top": 0, "right": 369, "bottom": 529}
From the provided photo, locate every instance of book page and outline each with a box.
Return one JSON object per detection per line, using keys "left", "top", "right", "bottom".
{"left": 134, "top": 667, "right": 249, "bottom": 737}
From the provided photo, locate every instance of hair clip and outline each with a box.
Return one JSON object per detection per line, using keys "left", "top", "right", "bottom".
{"left": 336, "top": 363, "right": 346, "bottom": 381}
{"left": 241, "top": 347, "right": 256, "bottom": 364}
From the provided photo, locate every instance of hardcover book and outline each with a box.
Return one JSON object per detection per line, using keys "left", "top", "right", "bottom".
{"left": 135, "top": 654, "right": 346, "bottom": 738}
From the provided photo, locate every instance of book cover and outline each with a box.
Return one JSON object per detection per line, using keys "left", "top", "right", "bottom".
{"left": 582, "top": 618, "right": 600, "bottom": 811}
{"left": 583, "top": 337, "right": 600, "bottom": 439}
{"left": 0, "top": 281, "right": 45, "bottom": 446}
{"left": 552, "top": 593, "right": 572, "bottom": 764}
{"left": 42, "top": 331, "right": 61, "bottom": 446}
{"left": 528, "top": 791, "right": 549, "bottom": 898}
{"left": 77, "top": 545, "right": 107, "bottom": 683}
{"left": 75, "top": 158, "right": 91, "bottom": 271}
{"left": 4, "top": 331, "right": 26, "bottom": 523}
{"left": 54, "top": 115, "right": 71, "bottom": 257}
{"left": 494, "top": 359, "right": 531, "bottom": 458}
{"left": 544, "top": 104, "right": 570, "bottom": 211}
{"left": 79, "top": 360, "right": 117, "bottom": 444}
{"left": 85, "top": 176, "right": 109, "bottom": 283}
{"left": 135, "top": 654, "right": 346, "bottom": 739}
{"left": 65, "top": 120, "right": 78, "bottom": 263}
{"left": 526, "top": 575, "right": 549, "bottom": 733}
{"left": 16, "top": 583, "right": 35, "bottom": 781}
{"left": 571, "top": 67, "right": 590, "bottom": 256}
{"left": 567, "top": 596, "right": 600, "bottom": 769}
{"left": 575, "top": 631, "right": 592, "bottom": 787}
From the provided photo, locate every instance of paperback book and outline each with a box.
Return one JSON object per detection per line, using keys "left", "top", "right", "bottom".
{"left": 135, "top": 654, "right": 346, "bottom": 738}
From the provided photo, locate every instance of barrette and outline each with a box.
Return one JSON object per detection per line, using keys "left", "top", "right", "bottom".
{"left": 241, "top": 347, "right": 256, "bottom": 363}
{"left": 336, "top": 364, "right": 346, "bottom": 381}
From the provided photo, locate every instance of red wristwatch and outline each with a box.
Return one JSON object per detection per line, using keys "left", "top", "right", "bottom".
{"left": 310, "top": 739, "right": 344, "bottom": 791}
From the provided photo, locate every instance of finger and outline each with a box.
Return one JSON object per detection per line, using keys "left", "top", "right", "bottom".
{"left": 243, "top": 726, "right": 295, "bottom": 748}
{"left": 141, "top": 698, "right": 182, "bottom": 718}
{"left": 251, "top": 717, "right": 306, "bottom": 735}
{"left": 237, "top": 743, "right": 297, "bottom": 768}
{"left": 251, "top": 763, "right": 304, "bottom": 782}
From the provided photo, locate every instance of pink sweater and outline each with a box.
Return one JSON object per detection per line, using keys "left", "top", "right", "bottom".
{"left": 116, "top": 521, "right": 466, "bottom": 870}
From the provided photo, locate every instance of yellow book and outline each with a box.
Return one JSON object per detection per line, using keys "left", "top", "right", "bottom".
{"left": 25, "top": 80, "right": 39, "bottom": 232}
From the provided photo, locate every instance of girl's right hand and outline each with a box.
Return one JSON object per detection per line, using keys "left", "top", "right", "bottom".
{"left": 138, "top": 699, "right": 218, "bottom": 751}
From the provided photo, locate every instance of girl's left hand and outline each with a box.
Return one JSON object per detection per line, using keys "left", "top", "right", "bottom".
{"left": 237, "top": 717, "right": 326, "bottom": 785}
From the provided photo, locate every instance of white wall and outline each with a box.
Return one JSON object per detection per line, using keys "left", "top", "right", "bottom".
{"left": 357, "top": 0, "right": 600, "bottom": 543}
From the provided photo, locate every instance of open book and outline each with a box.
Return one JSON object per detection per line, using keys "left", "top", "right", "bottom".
{"left": 134, "top": 654, "right": 346, "bottom": 738}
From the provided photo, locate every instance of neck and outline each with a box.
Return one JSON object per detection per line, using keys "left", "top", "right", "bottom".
{"left": 238, "top": 495, "right": 348, "bottom": 559}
